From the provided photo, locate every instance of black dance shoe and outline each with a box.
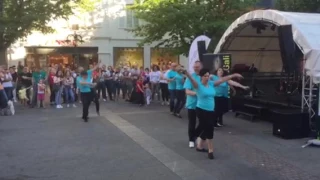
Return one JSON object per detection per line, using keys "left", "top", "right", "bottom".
{"left": 208, "top": 152, "right": 214, "bottom": 160}
{"left": 196, "top": 148, "right": 208, "bottom": 153}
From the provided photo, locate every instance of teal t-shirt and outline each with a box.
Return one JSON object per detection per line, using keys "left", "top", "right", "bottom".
{"left": 87, "top": 69, "right": 93, "bottom": 80}
{"left": 196, "top": 81, "right": 216, "bottom": 111}
{"left": 166, "top": 70, "right": 177, "bottom": 90}
{"left": 183, "top": 73, "right": 201, "bottom": 109}
{"left": 175, "top": 73, "right": 185, "bottom": 90}
{"left": 211, "top": 75, "right": 229, "bottom": 98}
{"left": 77, "top": 76, "right": 91, "bottom": 93}
{"left": 32, "top": 71, "right": 47, "bottom": 84}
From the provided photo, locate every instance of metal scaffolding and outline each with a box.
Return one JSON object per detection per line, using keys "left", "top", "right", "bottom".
{"left": 301, "top": 59, "right": 317, "bottom": 131}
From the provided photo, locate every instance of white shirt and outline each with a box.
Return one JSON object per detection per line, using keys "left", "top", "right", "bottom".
{"left": 2, "top": 73, "right": 13, "bottom": 87}
{"left": 159, "top": 70, "right": 169, "bottom": 83}
{"left": 149, "top": 71, "right": 161, "bottom": 83}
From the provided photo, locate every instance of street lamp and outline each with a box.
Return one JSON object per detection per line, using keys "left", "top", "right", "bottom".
{"left": 65, "top": 24, "right": 84, "bottom": 66}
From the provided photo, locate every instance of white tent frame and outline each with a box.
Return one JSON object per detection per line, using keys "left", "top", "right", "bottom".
{"left": 214, "top": 9, "right": 320, "bottom": 123}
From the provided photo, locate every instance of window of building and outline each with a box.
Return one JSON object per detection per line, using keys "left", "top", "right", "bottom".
{"left": 151, "top": 48, "right": 179, "bottom": 68}
{"left": 113, "top": 47, "right": 144, "bottom": 68}
{"left": 119, "top": 9, "right": 139, "bottom": 29}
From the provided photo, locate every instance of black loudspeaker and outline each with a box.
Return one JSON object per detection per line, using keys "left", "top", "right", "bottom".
{"left": 271, "top": 109, "right": 310, "bottom": 139}
{"left": 277, "top": 25, "right": 297, "bottom": 73}
{"left": 197, "top": 41, "right": 207, "bottom": 62}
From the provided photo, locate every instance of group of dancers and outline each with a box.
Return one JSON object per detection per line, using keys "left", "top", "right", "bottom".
{"left": 166, "top": 61, "right": 249, "bottom": 159}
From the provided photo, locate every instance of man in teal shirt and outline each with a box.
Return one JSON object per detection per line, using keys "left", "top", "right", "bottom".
{"left": 31, "top": 67, "right": 47, "bottom": 107}
{"left": 166, "top": 63, "right": 178, "bottom": 113}
{"left": 183, "top": 61, "right": 202, "bottom": 148}
{"left": 173, "top": 65, "right": 186, "bottom": 118}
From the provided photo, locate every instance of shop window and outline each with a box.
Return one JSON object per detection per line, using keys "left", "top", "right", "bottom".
{"left": 114, "top": 47, "right": 144, "bottom": 68}
{"left": 151, "top": 48, "right": 179, "bottom": 68}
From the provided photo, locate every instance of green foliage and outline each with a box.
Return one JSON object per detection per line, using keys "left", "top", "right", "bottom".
{"left": 276, "top": 0, "right": 320, "bottom": 13}
{"left": 129, "top": 0, "right": 258, "bottom": 55}
{"left": 0, "top": 0, "right": 100, "bottom": 49}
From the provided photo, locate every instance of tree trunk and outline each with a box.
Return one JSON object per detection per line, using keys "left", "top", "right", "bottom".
{"left": 0, "top": 47, "right": 7, "bottom": 67}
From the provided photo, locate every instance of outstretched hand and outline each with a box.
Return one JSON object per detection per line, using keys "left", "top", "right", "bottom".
{"left": 232, "top": 73, "right": 243, "bottom": 79}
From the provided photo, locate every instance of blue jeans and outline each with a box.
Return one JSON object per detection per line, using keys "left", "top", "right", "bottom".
{"left": 55, "top": 87, "right": 63, "bottom": 105}
{"left": 64, "top": 86, "right": 75, "bottom": 103}
{"left": 4, "top": 87, "right": 13, "bottom": 101}
{"left": 31, "top": 83, "right": 38, "bottom": 106}
{"left": 0, "top": 89, "right": 8, "bottom": 109}
{"left": 169, "top": 89, "right": 176, "bottom": 112}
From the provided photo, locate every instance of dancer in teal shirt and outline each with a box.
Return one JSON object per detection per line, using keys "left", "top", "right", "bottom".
{"left": 166, "top": 63, "right": 178, "bottom": 113}
{"left": 173, "top": 65, "right": 186, "bottom": 118}
{"left": 183, "top": 61, "right": 201, "bottom": 148}
{"left": 185, "top": 68, "right": 243, "bottom": 159}
{"left": 211, "top": 68, "right": 249, "bottom": 127}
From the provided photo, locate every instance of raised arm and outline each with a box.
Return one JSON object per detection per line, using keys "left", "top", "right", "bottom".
{"left": 228, "top": 80, "right": 249, "bottom": 90}
{"left": 213, "top": 73, "right": 243, "bottom": 87}
{"left": 90, "top": 60, "right": 102, "bottom": 71}
{"left": 185, "top": 71, "right": 198, "bottom": 89}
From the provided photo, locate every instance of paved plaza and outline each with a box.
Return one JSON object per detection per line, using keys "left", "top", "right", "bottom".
{"left": 1, "top": 102, "right": 320, "bottom": 180}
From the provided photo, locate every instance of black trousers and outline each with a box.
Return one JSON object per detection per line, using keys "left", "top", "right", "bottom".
{"left": 81, "top": 92, "right": 91, "bottom": 119}
{"left": 49, "top": 85, "right": 55, "bottom": 103}
{"left": 97, "top": 81, "right": 107, "bottom": 99}
{"left": 195, "top": 107, "right": 216, "bottom": 140}
{"left": 105, "top": 80, "right": 113, "bottom": 100}
{"left": 214, "top": 96, "right": 229, "bottom": 125}
{"left": 174, "top": 89, "right": 185, "bottom": 114}
{"left": 169, "top": 90, "right": 176, "bottom": 112}
{"left": 90, "top": 88, "right": 99, "bottom": 113}
{"left": 137, "top": 91, "right": 144, "bottom": 105}
{"left": 188, "top": 109, "right": 197, "bottom": 141}
{"left": 160, "top": 83, "right": 169, "bottom": 101}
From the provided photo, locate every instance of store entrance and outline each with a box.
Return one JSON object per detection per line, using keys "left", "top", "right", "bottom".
{"left": 48, "top": 54, "right": 73, "bottom": 67}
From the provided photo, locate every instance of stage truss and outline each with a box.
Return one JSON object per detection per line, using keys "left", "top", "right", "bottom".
{"left": 301, "top": 59, "right": 317, "bottom": 131}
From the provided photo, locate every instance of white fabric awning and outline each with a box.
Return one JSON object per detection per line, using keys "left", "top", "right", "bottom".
{"left": 214, "top": 9, "right": 320, "bottom": 82}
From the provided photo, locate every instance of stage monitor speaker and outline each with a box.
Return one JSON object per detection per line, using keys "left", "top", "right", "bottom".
{"left": 202, "top": 54, "right": 218, "bottom": 73}
{"left": 277, "top": 25, "right": 297, "bottom": 73}
{"left": 197, "top": 41, "right": 207, "bottom": 62}
{"left": 202, "top": 53, "right": 231, "bottom": 73}
{"left": 271, "top": 109, "right": 309, "bottom": 139}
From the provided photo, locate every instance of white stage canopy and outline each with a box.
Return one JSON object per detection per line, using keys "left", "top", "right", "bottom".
{"left": 214, "top": 10, "right": 320, "bottom": 82}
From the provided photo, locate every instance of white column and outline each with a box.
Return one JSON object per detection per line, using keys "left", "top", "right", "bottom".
{"left": 144, "top": 46, "right": 151, "bottom": 68}
{"left": 179, "top": 55, "right": 188, "bottom": 69}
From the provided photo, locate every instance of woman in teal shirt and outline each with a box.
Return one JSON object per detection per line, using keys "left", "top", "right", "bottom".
{"left": 185, "top": 68, "right": 243, "bottom": 159}
{"left": 211, "top": 68, "right": 249, "bottom": 127}
{"left": 173, "top": 65, "right": 186, "bottom": 118}
{"left": 77, "top": 71, "right": 96, "bottom": 122}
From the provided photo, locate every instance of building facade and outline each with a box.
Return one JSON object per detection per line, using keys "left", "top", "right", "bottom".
{"left": 8, "top": 0, "right": 186, "bottom": 68}
{"left": 87, "top": 0, "right": 185, "bottom": 68}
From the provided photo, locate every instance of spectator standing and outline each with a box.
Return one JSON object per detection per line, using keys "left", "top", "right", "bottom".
{"left": 31, "top": 67, "right": 47, "bottom": 107}
{"left": 9, "top": 66, "right": 18, "bottom": 102}
{"left": 20, "top": 67, "right": 32, "bottom": 104}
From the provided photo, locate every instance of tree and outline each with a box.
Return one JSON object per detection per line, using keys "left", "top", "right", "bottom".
{"left": 129, "top": 0, "right": 258, "bottom": 56}
{"left": 0, "top": 0, "right": 100, "bottom": 66}
{"left": 276, "top": 0, "right": 320, "bottom": 13}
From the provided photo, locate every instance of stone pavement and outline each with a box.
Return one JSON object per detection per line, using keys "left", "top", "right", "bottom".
{"left": 0, "top": 101, "right": 320, "bottom": 180}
